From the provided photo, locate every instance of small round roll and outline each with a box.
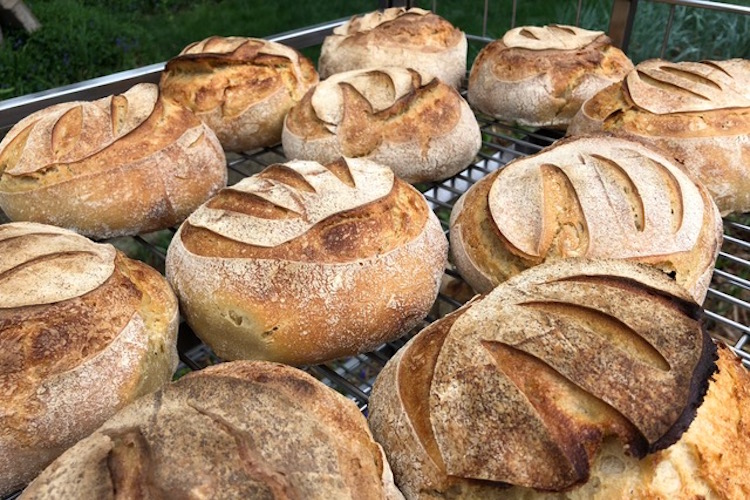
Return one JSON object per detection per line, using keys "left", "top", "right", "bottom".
{"left": 160, "top": 36, "right": 319, "bottom": 152}
{"left": 0, "top": 222, "right": 179, "bottom": 496}
{"left": 0, "top": 83, "right": 227, "bottom": 239}
{"left": 20, "top": 361, "right": 404, "bottom": 499}
{"left": 166, "top": 157, "right": 448, "bottom": 366}
{"left": 282, "top": 67, "right": 481, "bottom": 183}
{"left": 319, "top": 8, "right": 467, "bottom": 88}
{"left": 468, "top": 24, "right": 633, "bottom": 129}
{"left": 569, "top": 58, "right": 750, "bottom": 215}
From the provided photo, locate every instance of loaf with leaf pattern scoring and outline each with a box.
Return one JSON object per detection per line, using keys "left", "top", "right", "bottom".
{"left": 0, "top": 83, "right": 227, "bottom": 239}
{"left": 450, "top": 135, "right": 722, "bottom": 303}
{"left": 166, "top": 157, "right": 448, "bottom": 365}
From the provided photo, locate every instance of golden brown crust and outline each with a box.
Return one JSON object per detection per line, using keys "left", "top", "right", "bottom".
{"left": 21, "top": 361, "right": 403, "bottom": 499}
{"left": 0, "top": 222, "right": 178, "bottom": 496}
{"left": 450, "top": 135, "right": 723, "bottom": 303}
{"left": 181, "top": 179, "right": 425, "bottom": 263}
{"left": 468, "top": 26, "right": 633, "bottom": 129}
{"left": 166, "top": 158, "right": 447, "bottom": 366}
{"left": 160, "top": 36, "right": 319, "bottom": 152}
{"left": 369, "top": 259, "right": 716, "bottom": 497}
{"left": 283, "top": 68, "right": 481, "bottom": 183}
{"left": 319, "top": 8, "right": 467, "bottom": 88}
{"left": 0, "top": 83, "right": 227, "bottom": 239}
{"left": 568, "top": 59, "right": 750, "bottom": 215}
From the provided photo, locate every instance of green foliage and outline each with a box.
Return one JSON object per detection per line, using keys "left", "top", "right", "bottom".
{"left": 1, "top": 0, "right": 749, "bottom": 100}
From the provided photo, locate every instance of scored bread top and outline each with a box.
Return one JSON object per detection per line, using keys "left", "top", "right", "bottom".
{"left": 333, "top": 8, "right": 463, "bottom": 50}
{"left": 502, "top": 24, "right": 604, "bottom": 51}
{"left": 0, "top": 223, "right": 115, "bottom": 308}
{"left": 179, "top": 157, "right": 428, "bottom": 263}
{"left": 625, "top": 59, "right": 750, "bottom": 115}
{"left": 450, "top": 135, "right": 722, "bottom": 302}
{"left": 162, "top": 36, "right": 318, "bottom": 115}
{"left": 0, "top": 83, "right": 206, "bottom": 189}
{"left": 489, "top": 136, "right": 704, "bottom": 259}
{"left": 369, "top": 259, "right": 716, "bottom": 495}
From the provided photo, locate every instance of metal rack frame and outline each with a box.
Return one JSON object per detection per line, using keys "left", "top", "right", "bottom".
{"left": 2, "top": 2, "right": 750, "bottom": 497}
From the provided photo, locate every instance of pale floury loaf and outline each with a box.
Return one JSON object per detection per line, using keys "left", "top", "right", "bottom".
{"left": 21, "top": 362, "right": 404, "bottom": 499}
{"left": 468, "top": 25, "right": 633, "bottom": 129}
{"left": 569, "top": 58, "right": 750, "bottom": 215}
{"left": 283, "top": 67, "right": 481, "bottom": 183}
{"left": 450, "top": 135, "right": 722, "bottom": 302}
{"left": 0, "top": 83, "right": 227, "bottom": 239}
{"left": 0, "top": 222, "right": 179, "bottom": 496}
{"left": 166, "top": 157, "right": 447, "bottom": 366}
{"left": 160, "top": 36, "right": 319, "bottom": 152}
{"left": 319, "top": 8, "right": 467, "bottom": 88}
{"left": 369, "top": 259, "right": 718, "bottom": 499}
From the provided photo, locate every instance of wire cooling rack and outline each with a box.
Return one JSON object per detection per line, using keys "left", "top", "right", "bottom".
{"left": 131, "top": 110, "right": 750, "bottom": 416}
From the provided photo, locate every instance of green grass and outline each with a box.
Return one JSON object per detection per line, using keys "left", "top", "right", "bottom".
{"left": 1, "top": 0, "right": 749, "bottom": 100}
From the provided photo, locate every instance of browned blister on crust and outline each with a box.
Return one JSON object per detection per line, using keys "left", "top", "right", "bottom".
{"left": 166, "top": 157, "right": 448, "bottom": 366}
{"left": 369, "top": 259, "right": 717, "bottom": 498}
{"left": 160, "top": 36, "right": 319, "bottom": 152}
{"left": 20, "top": 361, "right": 403, "bottom": 499}
{"left": 319, "top": 8, "right": 467, "bottom": 88}
{"left": 0, "top": 222, "right": 179, "bottom": 496}
{"left": 283, "top": 67, "right": 481, "bottom": 183}
{"left": 450, "top": 135, "right": 722, "bottom": 303}
{"left": 0, "top": 83, "right": 227, "bottom": 239}
{"left": 569, "top": 58, "right": 750, "bottom": 215}
{"left": 468, "top": 25, "right": 634, "bottom": 129}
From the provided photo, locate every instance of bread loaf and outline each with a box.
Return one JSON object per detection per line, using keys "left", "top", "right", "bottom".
{"left": 569, "top": 58, "right": 750, "bottom": 215}
{"left": 160, "top": 36, "right": 319, "bottom": 152}
{"left": 368, "top": 259, "right": 717, "bottom": 498}
{"left": 283, "top": 67, "right": 481, "bottom": 183}
{"left": 450, "top": 135, "right": 722, "bottom": 303}
{"left": 468, "top": 25, "right": 633, "bottom": 129}
{"left": 20, "top": 361, "right": 404, "bottom": 499}
{"left": 319, "top": 8, "right": 467, "bottom": 88}
{"left": 0, "top": 222, "right": 179, "bottom": 496}
{"left": 166, "top": 157, "right": 447, "bottom": 366}
{"left": 0, "top": 83, "right": 227, "bottom": 239}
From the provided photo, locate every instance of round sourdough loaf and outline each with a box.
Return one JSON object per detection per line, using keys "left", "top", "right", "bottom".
{"left": 0, "top": 83, "right": 227, "bottom": 239}
{"left": 160, "top": 36, "right": 319, "bottom": 152}
{"left": 368, "top": 259, "right": 719, "bottom": 499}
{"left": 20, "top": 361, "right": 404, "bottom": 499}
{"left": 569, "top": 58, "right": 750, "bottom": 215}
{"left": 282, "top": 67, "right": 481, "bottom": 183}
{"left": 450, "top": 135, "right": 722, "bottom": 303}
{"left": 0, "top": 222, "right": 179, "bottom": 497}
{"left": 319, "top": 8, "right": 467, "bottom": 88}
{"left": 468, "top": 25, "right": 633, "bottom": 129}
{"left": 165, "top": 157, "right": 447, "bottom": 366}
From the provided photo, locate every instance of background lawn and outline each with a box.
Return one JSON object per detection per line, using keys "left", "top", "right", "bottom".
{"left": 0, "top": 0, "right": 749, "bottom": 100}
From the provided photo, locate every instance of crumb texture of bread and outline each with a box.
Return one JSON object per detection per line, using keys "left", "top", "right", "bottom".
{"left": 369, "top": 259, "right": 718, "bottom": 499}
{"left": 20, "top": 361, "right": 404, "bottom": 500}
{"left": 319, "top": 8, "right": 467, "bottom": 88}
{"left": 160, "top": 36, "right": 319, "bottom": 152}
{"left": 166, "top": 157, "right": 447, "bottom": 366}
{"left": 0, "top": 222, "right": 178, "bottom": 497}
{"left": 0, "top": 83, "right": 227, "bottom": 239}
{"left": 450, "top": 135, "right": 722, "bottom": 303}
{"left": 468, "top": 25, "right": 633, "bottom": 129}
{"left": 283, "top": 67, "right": 481, "bottom": 183}
{"left": 569, "top": 59, "right": 750, "bottom": 215}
